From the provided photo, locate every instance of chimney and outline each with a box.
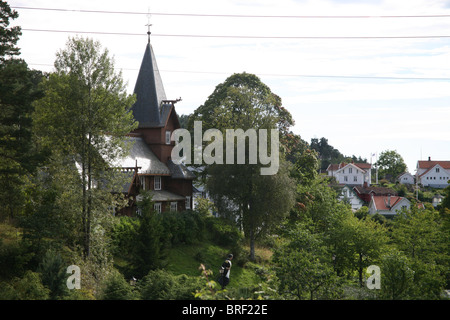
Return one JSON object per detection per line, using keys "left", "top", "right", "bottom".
{"left": 428, "top": 157, "right": 431, "bottom": 161}
{"left": 387, "top": 195, "right": 391, "bottom": 208}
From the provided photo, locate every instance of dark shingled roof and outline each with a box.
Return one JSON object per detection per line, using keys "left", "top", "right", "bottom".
{"left": 132, "top": 43, "right": 167, "bottom": 128}
{"left": 168, "top": 159, "right": 196, "bottom": 180}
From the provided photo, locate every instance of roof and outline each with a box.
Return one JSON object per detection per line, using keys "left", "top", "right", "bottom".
{"left": 327, "top": 162, "right": 371, "bottom": 172}
{"left": 120, "top": 171, "right": 138, "bottom": 194}
{"left": 397, "top": 172, "right": 414, "bottom": 179}
{"left": 417, "top": 160, "right": 450, "bottom": 177}
{"left": 150, "top": 190, "right": 186, "bottom": 202}
{"left": 168, "top": 160, "right": 196, "bottom": 179}
{"left": 353, "top": 185, "right": 396, "bottom": 196}
{"left": 370, "top": 195, "right": 409, "bottom": 211}
{"left": 113, "top": 137, "right": 171, "bottom": 175}
{"left": 132, "top": 43, "right": 168, "bottom": 128}
{"left": 417, "top": 160, "right": 450, "bottom": 170}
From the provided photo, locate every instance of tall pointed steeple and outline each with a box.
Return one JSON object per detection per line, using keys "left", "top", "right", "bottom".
{"left": 132, "top": 42, "right": 167, "bottom": 128}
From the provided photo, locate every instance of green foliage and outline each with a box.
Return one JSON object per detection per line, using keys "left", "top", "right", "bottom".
{"left": 272, "top": 221, "right": 341, "bottom": 299}
{"left": 131, "top": 192, "right": 166, "bottom": 278}
{"left": 378, "top": 250, "right": 415, "bottom": 300}
{"left": 189, "top": 72, "right": 296, "bottom": 260}
{"left": 0, "top": 0, "right": 21, "bottom": 60}
{"left": 375, "top": 150, "right": 407, "bottom": 182}
{"left": 110, "top": 215, "right": 139, "bottom": 257}
{"left": 37, "top": 249, "right": 69, "bottom": 300}
{"left": 0, "top": 58, "right": 47, "bottom": 220}
{"left": 329, "top": 214, "right": 389, "bottom": 286}
{"left": 0, "top": 271, "right": 50, "bottom": 300}
{"left": 138, "top": 269, "right": 201, "bottom": 300}
{"left": 32, "top": 36, "right": 137, "bottom": 258}
{"left": 206, "top": 217, "right": 243, "bottom": 247}
{"left": 160, "top": 210, "right": 206, "bottom": 246}
{"left": 310, "top": 137, "right": 345, "bottom": 172}
{"left": 100, "top": 269, "right": 138, "bottom": 300}
{"left": 0, "top": 236, "right": 33, "bottom": 280}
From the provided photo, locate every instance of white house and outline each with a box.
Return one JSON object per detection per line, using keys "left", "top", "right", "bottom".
{"left": 338, "top": 185, "right": 365, "bottom": 211}
{"left": 368, "top": 195, "right": 410, "bottom": 216}
{"left": 327, "top": 162, "right": 372, "bottom": 186}
{"left": 397, "top": 172, "right": 415, "bottom": 185}
{"left": 416, "top": 158, "right": 450, "bottom": 188}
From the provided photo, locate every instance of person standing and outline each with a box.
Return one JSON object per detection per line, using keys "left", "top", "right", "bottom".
{"left": 219, "top": 254, "right": 233, "bottom": 290}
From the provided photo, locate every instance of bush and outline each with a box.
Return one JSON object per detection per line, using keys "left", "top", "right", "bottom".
{"left": 160, "top": 211, "right": 206, "bottom": 245}
{"left": 37, "top": 249, "right": 68, "bottom": 299}
{"left": 0, "top": 271, "right": 50, "bottom": 300}
{"left": 138, "top": 269, "right": 201, "bottom": 300}
{"left": 0, "top": 239, "right": 32, "bottom": 279}
{"left": 110, "top": 216, "right": 139, "bottom": 256}
{"left": 206, "top": 217, "right": 242, "bottom": 247}
{"left": 101, "top": 269, "right": 137, "bottom": 300}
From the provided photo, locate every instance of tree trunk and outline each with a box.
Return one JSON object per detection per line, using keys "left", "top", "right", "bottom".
{"left": 358, "top": 253, "right": 363, "bottom": 287}
{"left": 249, "top": 228, "right": 256, "bottom": 261}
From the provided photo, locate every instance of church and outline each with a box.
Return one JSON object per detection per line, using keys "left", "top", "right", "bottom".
{"left": 117, "top": 39, "right": 195, "bottom": 216}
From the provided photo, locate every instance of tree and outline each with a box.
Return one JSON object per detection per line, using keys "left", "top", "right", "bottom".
{"left": 310, "top": 137, "right": 342, "bottom": 170}
{"left": 131, "top": 192, "right": 165, "bottom": 278}
{"left": 189, "top": 73, "right": 296, "bottom": 260}
{"left": 37, "top": 249, "right": 68, "bottom": 300}
{"left": 101, "top": 269, "right": 137, "bottom": 300}
{"left": 329, "top": 214, "right": 389, "bottom": 286}
{"left": 379, "top": 250, "right": 414, "bottom": 300}
{"left": 273, "top": 221, "right": 340, "bottom": 299}
{"left": 375, "top": 150, "right": 407, "bottom": 182}
{"left": 0, "top": 0, "right": 21, "bottom": 60}
{"left": 391, "top": 207, "right": 448, "bottom": 298}
{"left": 33, "top": 36, "right": 137, "bottom": 258}
{"left": 0, "top": 1, "right": 47, "bottom": 219}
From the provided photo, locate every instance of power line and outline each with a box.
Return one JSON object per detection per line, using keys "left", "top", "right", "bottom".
{"left": 26, "top": 63, "right": 450, "bottom": 81}
{"left": 12, "top": 6, "right": 450, "bottom": 19}
{"left": 21, "top": 28, "right": 450, "bottom": 39}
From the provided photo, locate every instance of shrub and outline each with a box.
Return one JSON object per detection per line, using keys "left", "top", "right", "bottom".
{"left": 0, "top": 271, "right": 50, "bottom": 300}
{"left": 37, "top": 249, "right": 68, "bottom": 299}
{"left": 101, "top": 269, "right": 137, "bottom": 300}
{"left": 138, "top": 269, "right": 202, "bottom": 300}
{"left": 206, "top": 217, "right": 242, "bottom": 247}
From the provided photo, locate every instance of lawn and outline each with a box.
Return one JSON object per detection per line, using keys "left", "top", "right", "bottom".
{"left": 166, "top": 240, "right": 272, "bottom": 294}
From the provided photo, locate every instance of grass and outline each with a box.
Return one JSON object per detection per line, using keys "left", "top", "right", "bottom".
{"left": 165, "top": 239, "right": 273, "bottom": 293}
{"left": 0, "top": 222, "right": 21, "bottom": 245}
{"left": 166, "top": 241, "right": 228, "bottom": 277}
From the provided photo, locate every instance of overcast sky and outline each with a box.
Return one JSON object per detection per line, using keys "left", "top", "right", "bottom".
{"left": 8, "top": 0, "right": 450, "bottom": 173}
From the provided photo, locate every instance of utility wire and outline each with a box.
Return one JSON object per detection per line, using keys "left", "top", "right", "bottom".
{"left": 12, "top": 6, "right": 450, "bottom": 19}
{"left": 26, "top": 63, "right": 450, "bottom": 81}
{"left": 21, "top": 28, "right": 450, "bottom": 39}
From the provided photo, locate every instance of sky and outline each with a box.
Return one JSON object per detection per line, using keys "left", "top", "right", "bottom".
{"left": 8, "top": 0, "right": 450, "bottom": 173}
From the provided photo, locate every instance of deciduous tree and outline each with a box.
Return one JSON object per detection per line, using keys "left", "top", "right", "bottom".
{"left": 33, "top": 36, "right": 137, "bottom": 258}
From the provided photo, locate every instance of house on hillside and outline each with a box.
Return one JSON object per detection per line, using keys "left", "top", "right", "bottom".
{"left": 327, "top": 162, "right": 372, "bottom": 186}
{"left": 368, "top": 195, "right": 410, "bottom": 216}
{"left": 336, "top": 182, "right": 396, "bottom": 211}
{"left": 338, "top": 185, "right": 365, "bottom": 211}
{"left": 353, "top": 183, "right": 397, "bottom": 204}
{"left": 397, "top": 172, "right": 415, "bottom": 185}
{"left": 115, "top": 40, "right": 195, "bottom": 215}
{"left": 416, "top": 158, "right": 450, "bottom": 188}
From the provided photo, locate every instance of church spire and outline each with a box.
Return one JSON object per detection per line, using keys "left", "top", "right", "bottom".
{"left": 131, "top": 41, "right": 167, "bottom": 128}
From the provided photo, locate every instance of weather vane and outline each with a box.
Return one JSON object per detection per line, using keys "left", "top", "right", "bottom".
{"left": 146, "top": 8, "right": 152, "bottom": 43}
